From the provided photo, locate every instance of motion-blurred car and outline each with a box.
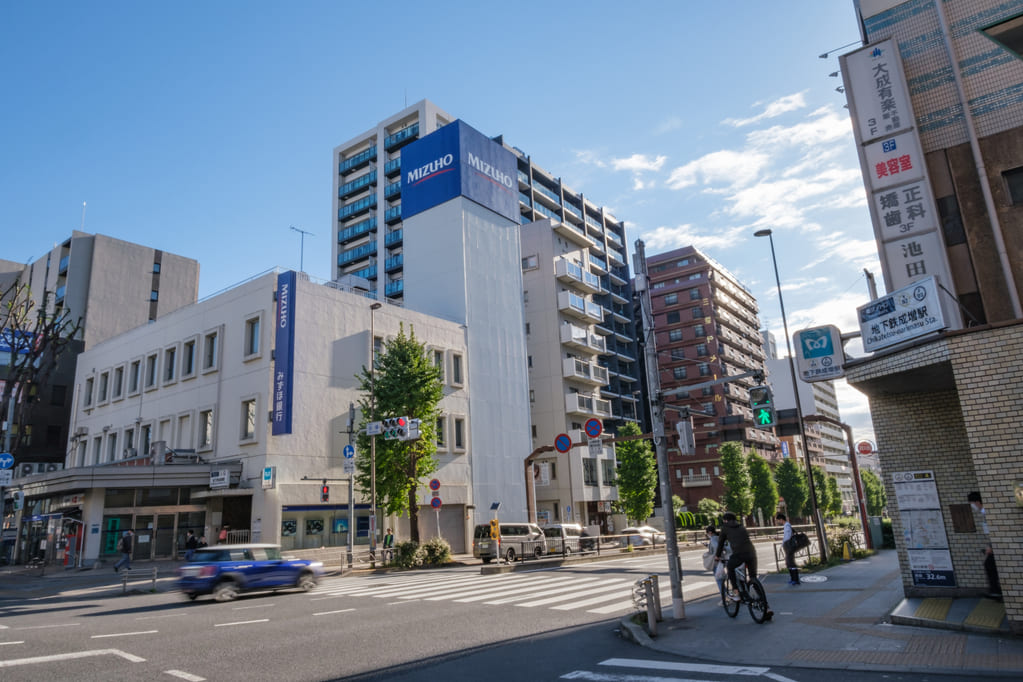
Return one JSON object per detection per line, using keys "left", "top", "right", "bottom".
{"left": 177, "top": 543, "right": 323, "bottom": 602}
{"left": 619, "top": 526, "right": 666, "bottom": 547}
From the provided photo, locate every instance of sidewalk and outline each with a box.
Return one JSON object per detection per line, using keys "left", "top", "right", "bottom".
{"left": 621, "top": 549, "right": 1023, "bottom": 677}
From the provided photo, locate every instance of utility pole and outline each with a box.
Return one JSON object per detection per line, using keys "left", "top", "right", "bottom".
{"left": 633, "top": 239, "right": 685, "bottom": 620}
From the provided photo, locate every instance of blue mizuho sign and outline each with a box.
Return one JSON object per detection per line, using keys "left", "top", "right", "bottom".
{"left": 272, "top": 271, "right": 297, "bottom": 435}
{"left": 401, "top": 120, "right": 518, "bottom": 223}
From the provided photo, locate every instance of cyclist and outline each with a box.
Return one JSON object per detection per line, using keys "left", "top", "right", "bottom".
{"left": 714, "top": 511, "right": 757, "bottom": 601}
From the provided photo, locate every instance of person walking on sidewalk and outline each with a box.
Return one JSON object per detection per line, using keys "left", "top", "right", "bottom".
{"left": 715, "top": 512, "right": 757, "bottom": 600}
{"left": 968, "top": 492, "right": 1001, "bottom": 599}
{"left": 113, "top": 530, "right": 134, "bottom": 572}
{"left": 777, "top": 512, "right": 800, "bottom": 586}
{"left": 184, "top": 530, "right": 198, "bottom": 562}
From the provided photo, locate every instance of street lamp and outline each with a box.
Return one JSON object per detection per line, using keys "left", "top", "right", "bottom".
{"left": 754, "top": 229, "right": 828, "bottom": 562}
{"left": 369, "top": 301, "right": 382, "bottom": 563}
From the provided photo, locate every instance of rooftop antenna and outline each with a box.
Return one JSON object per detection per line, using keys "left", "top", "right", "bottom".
{"left": 80, "top": 201, "right": 87, "bottom": 231}
{"left": 289, "top": 225, "right": 314, "bottom": 273}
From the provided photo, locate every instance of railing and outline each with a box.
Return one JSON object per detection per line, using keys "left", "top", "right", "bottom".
{"left": 634, "top": 574, "right": 662, "bottom": 636}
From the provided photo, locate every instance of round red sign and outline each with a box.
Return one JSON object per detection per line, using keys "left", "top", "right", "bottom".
{"left": 856, "top": 440, "right": 873, "bottom": 455}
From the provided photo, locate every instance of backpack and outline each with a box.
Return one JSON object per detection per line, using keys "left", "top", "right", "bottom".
{"left": 790, "top": 532, "right": 810, "bottom": 551}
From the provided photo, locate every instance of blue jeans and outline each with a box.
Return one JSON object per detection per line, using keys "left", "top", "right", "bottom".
{"left": 114, "top": 553, "right": 131, "bottom": 570}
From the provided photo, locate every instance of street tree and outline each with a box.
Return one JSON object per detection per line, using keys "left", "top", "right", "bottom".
{"left": 748, "top": 452, "right": 779, "bottom": 523}
{"left": 354, "top": 324, "right": 443, "bottom": 544}
{"left": 0, "top": 282, "right": 81, "bottom": 455}
{"left": 811, "top": 465, "right": 834, "bottom": 519}
{"left": 697, "top": 497, "right": 723, "bottom": 520}
{"left": 825, "top": 475, "right": 843, "bottom": 517}
{"left": 773, "top": 458, "right": 808, "bottom": 521}
{"left": 860, "top": 469, "right": 887, "bottom": 516}
{"left": 719, "top": 441, "right": 753, "bottom": 519}
{"left": 613, "top": 421, "right": 656, "bottom": 524}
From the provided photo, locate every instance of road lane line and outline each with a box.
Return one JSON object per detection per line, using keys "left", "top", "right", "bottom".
{"left": 165, "top": 670, "right": 206, "bottom": 681}
{"left": 13, "top": 623, "right": 80, "bottom": 630}
{"left": 551, "top": 589, "right": 632, "bottom": 610}
{"left": 136, "top": 613, "right": 188, "bottom": 621}
{"left": 233, "top": 603, "right": 275, "bottom": 610}
{"left": 213, "top": 619, "right": 269, "bottom": 627}
{"left": 599, "top": 658, "right": 775, "bottom": 676}
{"left": 515, "top": 579, "right": 633, "bottom": 607}
{"left": 0, "top": 641, "right": 25, "bottom": 646}
{"left": 91, "top": 630, "right": 159, "bottom": 639}
{"left": 0, "top": 648, "right": 146, "bottom": 668}
{"left": 313, "top": 608, "right": 356, "bottom": 616}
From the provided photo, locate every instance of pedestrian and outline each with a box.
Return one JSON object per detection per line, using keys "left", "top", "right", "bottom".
{"left": 777, "top": 512, "right": 800, "bottom": 585}
{"left": 218, "top": 525, "right": 229, "bottom": 544}
{"left": 703, "top": 525, "right": 729, "bottom": 602}
{"left": 197, "top": 535, "right": 208, "bottom": 549}
{"left": 113, "top": 529, "right": 134, "bottom": 572}
{"left": 968, "top": 492, "right": 1001, "bottom": 599}
{"left": 383, "top": 528, "right": 395, "bottom": 562}
{"left": 184, "top": 530, "right": 198, "bottom": 562}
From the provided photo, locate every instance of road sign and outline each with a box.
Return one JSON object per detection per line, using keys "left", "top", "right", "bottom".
{"left": 0, "top": 469, "right": 11, "bottom": 486}
{"left": 0, "top": 453, "right": 13, "bottom": 469}
{"left": 856, "top": 440, "right": 874, "bottom": 455}
{"left": 431, "top": 497, "right": 442, "bottom": 509}
{"left": 429, "top": 478, "right": 440, "bottom": 491}
{"left": 262, "top": 466, "right": 276, "bottom": 490}
{"left": 588, "top": 438, "right": 603, "bottom": 455}
{"left": 554, "top": 433, "right": 572, "bottom": 453}
{"left": 584, "top": 418, "right": 603, "bottom": 438}
{"left": 343, "top": 445, "right": 355, "bottom": 459}
{"left": 858, "top": 276, "right": 945, "bottom": 353}
{"left": 794, "top": 325, "right": 846, "bottom": 382}
{"left": 366, "top": 421, "right": 382, "bottom": 436}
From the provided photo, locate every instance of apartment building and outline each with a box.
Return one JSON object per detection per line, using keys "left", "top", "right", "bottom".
{"left": 639, "top": 246, "right": 775, "bottom": 508}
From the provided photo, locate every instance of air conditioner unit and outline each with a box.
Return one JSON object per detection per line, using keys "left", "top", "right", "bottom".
{"left": 45, "top": 463, "right": 60, "bottom": 472}
{"left": 20, "top": 463, "right": 35, "bottom": 476}
{"left": 74, "top": 426, "right": 88, "bottom": 437}
{"left": 123, "top": 448, "right": 137, "bottom": 459}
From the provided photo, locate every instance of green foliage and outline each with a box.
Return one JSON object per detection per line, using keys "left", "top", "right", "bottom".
{"left": 773, "top": 459, "right": 808, "bottom": 520}
{"left": 614, "top": 422, "right": 657, "bottom": 524}
{"left": 860, "top": 469, "right": 887, "bottom": 516}
{"left": 719, "top": 441, "right": 753, "bottom": 518}
{"left": 354, "top": 324, "right": 444, "bottom": 543}
{"left": 676, "top": 511, "right": 697, "bottom": 529}
{"left": 825, "top": 475, "right": 843, "bottom": 516}
{"left": 393, "top": 540, "right": 422, "bottom": 568}
{"left": 747, "top": 453, "right": 779, "bottom": 521}
{"left": 419, "top": 537, "right": 451, "bottom": 566}
{"left": 811, "top": 465, "right": 833, "bottom": 518}
{"left": 881, "top": 518, "right": 895, "bottom": 548}
{"left": 697, "top": 497, "right": 723, "bottom": 519}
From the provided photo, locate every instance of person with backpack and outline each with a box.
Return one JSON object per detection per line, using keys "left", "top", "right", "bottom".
{"left": 714, "top": 512, "right": 756, "bottom": 601}
{"left": 777, "top": 512, "right": 800, "bottom": 585}
{"left": 113, "top": 530, "right": 134, "bottom": 572}
{"left": 184, "top": 530, "right": 199, "bottom": 561}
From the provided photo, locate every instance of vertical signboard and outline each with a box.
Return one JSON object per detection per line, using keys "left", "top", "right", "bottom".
{"left": 794, "top": 324, "right": 845, "bottom": 382}
{"left": 892, "top": 470, "right": 956, "bottom": 587}
{"left": 272, "top": 271, "right": 297, "bottom": 435}
{"left": 841, "top": 40, "right": 959, "bottom": 328}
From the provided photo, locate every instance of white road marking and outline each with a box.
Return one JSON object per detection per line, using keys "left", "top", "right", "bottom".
{"left": 213, "top": 619, "right": 269, "bottom": 627}
{"left": 13, "top": 622, "right": 80, "bottom": 630}
{"left": 313, "top": 608, "right": 356, "bottom": 616}
{"left": 561, "top": 671, "right": 719, "bottom": 681}
{"left": 598, "top": 658, "right": 795, "bottom": 681}
{"left": 551, "top": 589, "right": 632, "bottom": 610}
{"left": 91, "top": 630, "right": 159, "bottom": 639}
{"left": 164, "top": 670, "right": 206, "bottom": 681}
{"left": 136, "top": 613, "right": 187, "bottom": 621}
{"left": 233, "top": 603, "right": 275, "bottom": 610}
{"left": 516, "top": 579, "right": 634, "bottom": 607}
{"left": 0, "top": 648, "right": 146, "bottom": 668}
{"left": 0, "top": 641, "right": 25, "bottom": 646}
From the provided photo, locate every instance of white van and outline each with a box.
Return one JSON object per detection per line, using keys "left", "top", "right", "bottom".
{"left": 472, "top": 523, "right": 546, "bottom": 563}
{"left": 542, "top": 523, "right": 594, "bottom": 554}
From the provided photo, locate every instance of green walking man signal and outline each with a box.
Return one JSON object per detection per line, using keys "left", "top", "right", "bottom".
{"left": 749, "top": 385, "right": 776, "bottom": 429}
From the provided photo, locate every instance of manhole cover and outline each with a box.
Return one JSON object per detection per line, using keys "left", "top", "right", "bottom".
{"left": 800, "top": 575, "right": 827, "bottom": 583}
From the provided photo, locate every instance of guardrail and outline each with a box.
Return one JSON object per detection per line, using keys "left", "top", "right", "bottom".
{"left": 633, "top": 574, "right": 662, "bottom": 636}
{"left": 120, "top": 567, "right": 159, "bottom": 593}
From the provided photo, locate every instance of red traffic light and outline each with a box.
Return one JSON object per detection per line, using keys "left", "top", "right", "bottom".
{"left": 321, "top": 485, "right": 330, "bottom": 502}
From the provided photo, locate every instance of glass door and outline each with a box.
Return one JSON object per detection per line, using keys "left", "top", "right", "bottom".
{"left": 155, "top": 514, "right": 176, "bottom": 558}
{"left": 134, "top": 515, "right": 154, "bottom": 560}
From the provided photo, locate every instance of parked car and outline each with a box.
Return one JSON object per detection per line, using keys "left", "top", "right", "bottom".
{"left": 542, "top": 523, "right": 595, "bottom": 554}
{"left": 472, "top": 523, "right": 546, "bottom": 563}
{"left": 177, "top": 543, "right": 323, "bottom": 602}
{"left": 619, "top": 526, "right": 666, "bottom": 547}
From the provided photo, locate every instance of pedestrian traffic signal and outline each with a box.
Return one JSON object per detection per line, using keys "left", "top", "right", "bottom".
{"left": 382, "top": 416, "right": 409, "bottom": 440}
{"left": 407, "top": 418, "right": 421, "bottom": 441}
{"left": 675, "top": 417, "right": 695, "bottom": 455}
{"left": 749, "top": 385, "right": 775, "bottom": 429}
{"left": 321, "top": 482, "right": 330, "bottom": 502}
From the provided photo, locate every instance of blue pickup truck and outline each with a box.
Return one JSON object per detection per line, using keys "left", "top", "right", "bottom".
{"left": 177, "top": 543, "right": 323, "bottom": 602}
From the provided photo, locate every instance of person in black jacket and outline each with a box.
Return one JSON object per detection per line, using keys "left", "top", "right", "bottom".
{"left": 714, "top": 512, "right": 756, "bottom": 599}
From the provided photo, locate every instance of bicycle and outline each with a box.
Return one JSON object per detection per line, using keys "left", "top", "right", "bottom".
{"left": 718, "top": 559, "right": 772, "bottom": 624}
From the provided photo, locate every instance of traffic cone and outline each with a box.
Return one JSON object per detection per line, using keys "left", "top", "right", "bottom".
{"left": 843, "top": 541, "right": 852, "bottom": 561}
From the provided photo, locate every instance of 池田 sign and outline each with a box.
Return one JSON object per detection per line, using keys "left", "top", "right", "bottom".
{"left": 401, "top": 120, "right": 518, "bottom": 223}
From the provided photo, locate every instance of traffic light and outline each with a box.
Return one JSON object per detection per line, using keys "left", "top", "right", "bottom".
{"left": 406, "top": 418, "right": 421, "bottom": 441}
{"left": 382, "top": 416, "right": 408, "bottom": 440}
{"left": 749, "top": 385, "right": 775, "bottom": 429}
{"left": 321, "top": 481, "right": 330, "bottom": 503}
{"left": 675, "top": 417, "right": 695, "bottom": 455}
{"left": 489, "top": 518, "right": 500, "bottom": 540}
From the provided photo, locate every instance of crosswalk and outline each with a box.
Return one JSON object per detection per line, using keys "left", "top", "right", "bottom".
{"left": 313, "top": 568, "right": 719, "bottom": 616}
{"left": 560, "top": 657, "right": 798, "bottom": 681}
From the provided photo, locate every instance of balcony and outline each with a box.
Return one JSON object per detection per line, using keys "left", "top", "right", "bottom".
{"left": 384, "top": 123, "right": 419, "bottom": 151}
{"left": 349, "top": 264, "right": 377, "bottom": 280}
{"left": 55, "top": 284, "right": 66, "bottom": 304}
{"left": 551, "top": 218, "right": 594, "bottom": 248}
{"left": 385, "top": 254, "right": 403, "bottom": 272}
{"left": 560, "top": 324, "right": 606, "bottom": 354}
{"left": 338, "top": 170, "right": 377, "bottom": 199}
{"left": 562, "top": 358, "right": 609, "bottom": 386}
{"left": 384, "top": 181, "right": 401, "bottom": 199}
{"left": 565, "top": 392, "right": 613, "bottom": 418}
{"left": 338, "top": 217, "right": 377, "bottom": 244}
{"left": 555, "top": 259, "right": 601, "bottom": 294}
{"left": 558, "top": 291, "right": 603, "bottom": 323}
{"left": 681, "top": 474, "right": 713, "bottom": 487}
{"left": 385, "top": 228, "right": 403, "bottom": 246}
{"left": 589, "top": 254, "right": 608, "bottom": 274}
{"left": 384, "top": 157, "right": 401, "bottom": 177}
{"left": 338, "top": 195, "right": 377, "bottom": 221}
{"left": 385, "top": 205, "right": 402, "bottom": 224}
{"left": 339, "top": 146, "right": 377, "bottom": 175}
{"left": 58, "top": 255, "right": 69, "bottom": 274}
{"left": 606, "top": 246, "right": 626, "bottom": 267}
{"left": 608, "top": 269, "right": 627, "bottom": 286}
{"left": 385, "top": 279, "right": 404, "bottom": 296}
{"left": 338, "top": 242, "right": 376, "bottom": 266}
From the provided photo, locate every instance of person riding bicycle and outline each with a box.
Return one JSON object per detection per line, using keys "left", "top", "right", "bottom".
{"left": 714, "top": 511, "right": 757, "bottom": 601}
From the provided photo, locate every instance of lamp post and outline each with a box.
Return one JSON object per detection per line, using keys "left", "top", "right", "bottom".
{"left": 754, "top": 229, "right": 828, "bottom": 562}
{"left": 804, "top": 414, "right": 872, "bottom": 549}
{"left": 369, "top": 302, "right": 382, "bottom": 564}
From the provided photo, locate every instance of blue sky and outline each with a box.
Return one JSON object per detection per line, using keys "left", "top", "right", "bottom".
{"left": 0, "top": 1, "right": 879, "bottom": 441}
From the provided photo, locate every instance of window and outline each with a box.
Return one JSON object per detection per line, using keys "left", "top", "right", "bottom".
{"left": 199, "top": 409, "right": 214, "bottom": 449}
{"left": 696, "top": 343, "right": 708, "bottom": 356}
{"left": 98, "top": 372, "right": 109, "bottom": 403}
{"left": 1005, "top": 166, "right": 1023, "bottom": 205}
{"left": 583, "top": 458, "right": 598, "bottom": 486}
{"left": 688, "top": 273, "right": 701, "bottom": 281}
{"left": 664, "top": 293, "right": 678, "bottom": 305}
{"left": 153, "top": 262, "right": 161, "bottom": 274}
{"left": 673, "top": 366, "right": 687, "bottom": 380}
{"left": 521, "top": 254, "right": 538, "bottom": 270}
{"left": 164, "top": 346, "right": 177, "bottom": 383}
{"left": 692, "top": 307, "right": 703, "bottom": 319}
{"left": 702, "top": 402, "right": 714, "bottom": 413}
{"left": 698, "top": 362, "right": 711, "bottom": 376}
{"left": 112, "top": 367, "right": 124, "bottom": 399}
{"left": 984, "top": 15, "right": 1023, "bottom": 58}
{"left": 145, "top": 353, "right": 158, "bottom": 388}
{"left": 92, "top": 436, "right": 102, "bottom": 465}
{"left": 107, "top": 432, "right": 117, "bottom": 463}
{"left": 694, "top": 324, "right": 705, "bottom": 337}
{"left": 432, "top": 349, "right": 445, "bottom": 382}
{"left": 689, "top": 287, "right": 701, "bottom": 300}
{"left": 150, "top": 290, "right": 159, "bottom": 301}
{"left": 51, "top": 384, "right": 67, "bottom": 406}
{"left": 670, "top": 348, "right": 685, "bottom": 361}
{"left": 203, "top": 330, "right": 219, "bottom": 371}
{"left": 453, "top": 417, "right": 465, "bottom": 450}
{"left": 129, "top": 360, "right": 141, "bottom": 394}
{"left": 241, "top": 398, "right": 257, "bottom": 441}
{"left": 451, "top": 353, "right": 463, "bottom": 385}
{"left": 124, "top": 428, "right": 134, "bottom": 456}
{"left": 140, "top": 424, "right": 152, "bottom": 456}
{"left": 602, "top": 459, "right": 616, "bottom": 487}
{"left": 666, "top": 311, "right": 680, "bottom": 324}
{"left": 83, "top": 377, "right": 94, "bottom": 407}
{"left": 435, "top": 416, "right": 446, "bottom": 449}
{"left": 182, "top": 338, "right": 197, "bottom": 378}
{"left": 244, "top": 315, "right": 261, "bottom": 358}
{"left": 668, "top": 329, "right": 683, "bottom": 342}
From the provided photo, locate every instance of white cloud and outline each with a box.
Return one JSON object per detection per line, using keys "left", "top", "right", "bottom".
{"left": 573, "top": 149, "right": 607, "bottom": 168}
{"left": 612, "top": 153, "right": 667, "bottom": 173}
{"left": 723, "top": 92, "right": 808, "bottom": 127}
{"left": 746, "top": 106, "right": 852, "bottom": 150}
{"left": 653, "top": 116, "right": 684, "bottom": 135}
{"left": 665, "top": 149, "right": 769, "bottom": 190}
{"left": 639, "top": 223, "right": 749, "bottom": 252}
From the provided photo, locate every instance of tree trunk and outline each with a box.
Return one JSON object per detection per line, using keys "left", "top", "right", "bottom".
{"left": 407, "top": 484, "right": 420, "bottom": 543}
